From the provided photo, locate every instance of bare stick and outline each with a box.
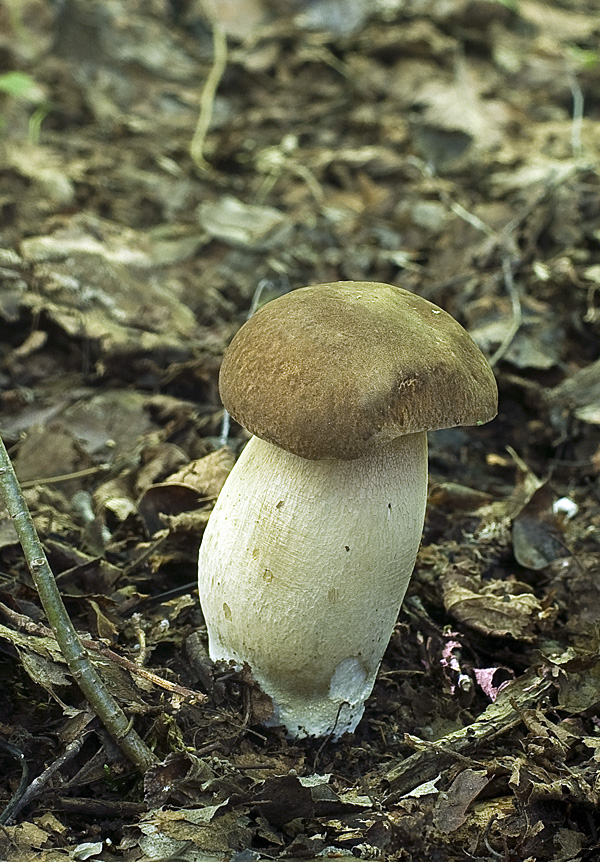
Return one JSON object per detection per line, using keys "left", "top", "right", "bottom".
{"left": 190, "top": 10, "right": 227, "bottom": 169}
{"left": 5, "top": 736, "right": 85, "bottom": 822}
{"left": 0, "top": 601, "right": 207, "bottom": 705}
{"left": 384, "top": 669, "right": 554, "bottom": 802}
{"left": 488, "top": 255, "right": 522, "bottom": 368}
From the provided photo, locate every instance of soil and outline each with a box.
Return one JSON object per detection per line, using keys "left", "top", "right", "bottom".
{"left": 1, "top": 0, "right": 600, "bottom": 860}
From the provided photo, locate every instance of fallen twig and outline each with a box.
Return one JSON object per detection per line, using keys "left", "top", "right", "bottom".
{"left": 4, "top": 735, "right": 86, "bottom": 822}
{"left": 190, "top": 5, "right": 227, "bottom": 169}
{"left": 384, "top": 668, "right": 555, "bottom": 803}
{"left": 0, "top": 601, "right": 207, "bottom": 705}
{"left": 0, "top": 740, "right": 29, "bottom": 825}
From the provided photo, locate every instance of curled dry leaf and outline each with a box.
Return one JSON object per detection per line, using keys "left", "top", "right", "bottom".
{"left": 137, "top": 448, "right": 234, "bottom": 535}
{"left": 441, "top": 567, "right": 552, "bottom": 641}
{"left": 143, "top": 751, "right": 216, "bottom": 807}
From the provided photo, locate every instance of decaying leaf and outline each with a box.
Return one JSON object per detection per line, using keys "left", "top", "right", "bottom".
{"left": 197, "top": 196, "right": 291, "bottom": 249}
{"left": 441, "top": 566, "right": 547, "bottom": 640}
{"left": 18, "top": 218, "right": 200, "bottom": 365}
{"left": 432, "top": 768, "right": 490, "bottom": 833}
{"left": 137, "top": 447, "right": 234, "bottom": 535}
{"left": 125, "top": 804, "right": 253, "bottom": 855}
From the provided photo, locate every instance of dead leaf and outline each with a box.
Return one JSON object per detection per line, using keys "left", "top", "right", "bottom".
{"left": 442, "top": 568, "right": 545, "bottom": 640}
{"left": 512, "top": 485, "right": 569, "bottom": 571}
{"left": 433, "top": 768, "right": 490, "bottom": 833}
{"left": 197, "top": 196, "right": 291, "bottom": 249}
{"left": 137, "top": 448, "right": 234, "bottom": 535}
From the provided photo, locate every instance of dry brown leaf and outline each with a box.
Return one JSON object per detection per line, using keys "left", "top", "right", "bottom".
{"left": 442, "top": 568, "right": 544, "bottom": 640}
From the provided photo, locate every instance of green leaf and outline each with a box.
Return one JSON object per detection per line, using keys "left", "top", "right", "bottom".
{"left": 0, "top": 71, "right": 43, "bottom": 102}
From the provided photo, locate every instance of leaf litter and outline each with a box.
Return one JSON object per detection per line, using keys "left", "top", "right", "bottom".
{"left": 1, "top": 0, "right": 600, "bottom": 859}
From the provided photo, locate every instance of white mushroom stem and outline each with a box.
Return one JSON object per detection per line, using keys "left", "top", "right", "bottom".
{"left": 198, "top": 432, "right": 428, "bottom": 738}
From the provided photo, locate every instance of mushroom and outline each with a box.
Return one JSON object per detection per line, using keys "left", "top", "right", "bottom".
{"left": 198, "top": 281, "right": 497, "bottom": 738}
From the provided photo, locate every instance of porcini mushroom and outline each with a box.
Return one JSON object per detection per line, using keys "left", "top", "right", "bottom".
{"left": 198, "top": 281, "right": 497, "bottom": 738}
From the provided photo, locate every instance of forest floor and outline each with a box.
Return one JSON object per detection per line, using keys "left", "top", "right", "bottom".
{"left": 1, "top": 0, "right": 600, "bottom": 859}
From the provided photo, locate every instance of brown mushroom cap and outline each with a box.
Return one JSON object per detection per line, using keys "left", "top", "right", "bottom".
{"left": 219, "top": 281, "right": 498, "bottom": 460}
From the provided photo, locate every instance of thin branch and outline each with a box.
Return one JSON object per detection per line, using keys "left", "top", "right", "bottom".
{"left": 384, "top": 669, "right": 554, "bottom": 803}
{"left": 0, "top": 602, "right": 208, "bottom": 705}
{"left": 0, "top": 740, "right": 29, "bottom": 825}
{"left": 4, "top": 735, "right": 86, "bottom": 822}
{"left": 488, "top": 255, "right": 523, "bottom": 368}
{"left": 190, "top": 12, "right": 227, "bottom": 169}
{"left": 0, "top": 436, "right": 157, "bottom": 772}
{"left": 568, "top": 74, "right": 584, "bottom": 159}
